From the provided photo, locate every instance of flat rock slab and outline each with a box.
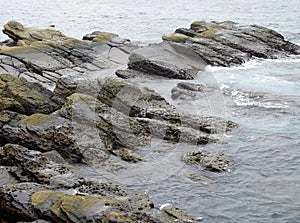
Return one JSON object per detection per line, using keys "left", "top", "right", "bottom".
{"left": 127, "top": 42, "right": 207, "bottom": 79}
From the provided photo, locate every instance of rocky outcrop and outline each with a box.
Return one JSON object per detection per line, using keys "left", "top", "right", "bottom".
{"left": 0, "top": 21, "right": 138, "bottom": 90}
{"left": 0, "top": 72, "right": 232, "bottom": 221}
{"left": 2, "top": 19, "right": 298, "bottom": 223}
{"left": 163, "top": 20, "right": 300, "bottom": 67}
{"left": 0, "top": 143, "right": 201, "bottom": 223}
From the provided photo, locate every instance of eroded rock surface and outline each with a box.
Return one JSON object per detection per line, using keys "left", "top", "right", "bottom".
{"left": 1, "top": 20, "right": 297, "bottom": 223}
{"left": 0, "top": 21, "right": 138, "bottom": 90}
{"left": 182, "top": 149, "right": 232, "bottom": 172}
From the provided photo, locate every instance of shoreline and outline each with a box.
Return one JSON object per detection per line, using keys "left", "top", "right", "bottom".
{"left": 0, "top": 20, "right": 299, "bottom": 222}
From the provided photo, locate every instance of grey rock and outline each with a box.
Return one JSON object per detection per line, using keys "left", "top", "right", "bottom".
{"left": 182, "top": 149, "right": 232, "bottom": 172}
{"left": 0, "top": 165, "right": 18, "bottom": 187}
{"left": 127, "top": 42, "right": 207, "bottom": 79}
{"left": 164, "top": 20, "right": 300, "bottom": 67}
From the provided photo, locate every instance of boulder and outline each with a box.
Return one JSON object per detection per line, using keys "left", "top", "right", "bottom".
{"left": 0, "top": 113, "right": 83, "bottom": 162}
{"left": 2, "top": 21, "right": 74, "bottom": 46}
{"left": 126, "top": 42, "right": 207, "bottom": 79}
{"left": 163, "top": 20, "right": 300, "bottom": 67}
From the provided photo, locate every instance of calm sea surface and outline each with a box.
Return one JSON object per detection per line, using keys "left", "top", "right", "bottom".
{"left": 1, "top": 0, "right": 300, "bottom": 222}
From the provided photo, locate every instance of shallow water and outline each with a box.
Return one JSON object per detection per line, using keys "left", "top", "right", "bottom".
{"left": 1, "top": 0, "right": 300, "bottom": 222}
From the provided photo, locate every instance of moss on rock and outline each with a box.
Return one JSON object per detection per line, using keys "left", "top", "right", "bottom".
{"left": 31, "top": 190, "right": 124, "bottom": 222}
{"left": 18, "top": 113, "right": 53, "bottom": 127}
{"left": 196, "top": 24, "right": 226, "bottom": 40}
{"left": 162, "top": 33, "right": 189, "bottom": 43}
{"left": 0, "top": 73, "right": 61, "bottom": 115}
{"left": 92, "top": 32, "right": 119, "bottom": 43}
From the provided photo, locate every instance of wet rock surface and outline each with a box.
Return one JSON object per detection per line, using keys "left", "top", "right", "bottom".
{"left": 0, "top": 20, "right": 299, "bottom": 222}
{"left": 182, "top": 149, "right": 232, "bottom": 172}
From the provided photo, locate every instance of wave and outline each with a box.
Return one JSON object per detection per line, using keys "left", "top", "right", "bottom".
{"left": 221, "top": 85, "right": 291, "bottom": 109}
{"left": 206, "top": 55, "right": 300, "bottom": 72}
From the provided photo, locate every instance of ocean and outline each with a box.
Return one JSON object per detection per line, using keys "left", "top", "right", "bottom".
{"left": 1, "top": 0, "right": 300, "bottom": 222}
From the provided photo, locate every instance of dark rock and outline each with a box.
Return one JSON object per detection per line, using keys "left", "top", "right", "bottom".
{"left": 0, "top": 183, "right": 47, "bottom": 222}
{"left": 115, "top": 69, "right": 141, "bottom": 79}
{"left": 82, "top": 31, "right": 102, "bottom": 41}
{"left": 0, "top": 109, "right": 26, "bottom": 128}
{"left": 56, "top": 76, "right": 235, "bottom": 145}
{"left": 164, "top": 20, "right": 300, "bottom": 67}
{"left": 182, "top": 149, "right": 232, "bottom": 172}
{"left": 0, "top": 113, "right": 83, "bottom": 162}
{"left": 0, "top": 144, "right": 75, "bottom": 185}
{"left": 127, "top": 42, "right": 207, "bottom": 79}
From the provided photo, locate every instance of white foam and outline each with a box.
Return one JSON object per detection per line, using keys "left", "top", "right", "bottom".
{"left": 159, "top": 203, "right": 171, "bottom": 210}
{"left": 206, "top": 56, "right": 300, "bottom": 72}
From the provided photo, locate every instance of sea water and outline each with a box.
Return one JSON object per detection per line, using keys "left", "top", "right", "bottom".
{"left": 1, "top": 0, "right": 299, "bottom": 222}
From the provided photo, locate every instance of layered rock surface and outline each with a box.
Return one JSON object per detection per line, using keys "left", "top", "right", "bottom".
{"left": 0, "top": 21, "right": 138, "bottom": 90}
{"left": 163, "top": 20, "right": 300, "bottom": 67}
{"left": 1, "top": 20, "right": 299, "bottom": 223}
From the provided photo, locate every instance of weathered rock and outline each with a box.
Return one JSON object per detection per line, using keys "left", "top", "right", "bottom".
{"left": 182, "top": 149, "right": 232, "bottom": 172}
{"left": 59, "top": 78, "right": 229, "bottom": 147}
{"left": 0, "top": 21, "right": 137, "bottom": 90}
{"left": 0, "top": 74, "right": 62, "bottom": 115}
{"left": 127, "top": 42, "right": 207, "bottom": 79}
{"left": 0, "top": 109, "right": 26, "bottom": 128}
{"left": 0, "top": 182, "right": 160, "bottom": 223}
{"left": 93, "top": 32, "right": 119, "bottom": 43}
{"left": 0, "top": 144, "right": 79, "bottom": 186}
{"left": 82, "top": 31, "right": 102, "bottom": 41}
{"left": 0, "top": 181, "right": 198, "bottom": 223}
{"left": 2, "top": 21, "right": 74, "bottom": 46}
{"left": 0, "top": 113, "right": 83, "bottom": 162}
{"left": 164, "top": 20, "right": 300, "bottom": 67}
{"left": 115, "top": 68, "right": 142, "bottom": 79}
